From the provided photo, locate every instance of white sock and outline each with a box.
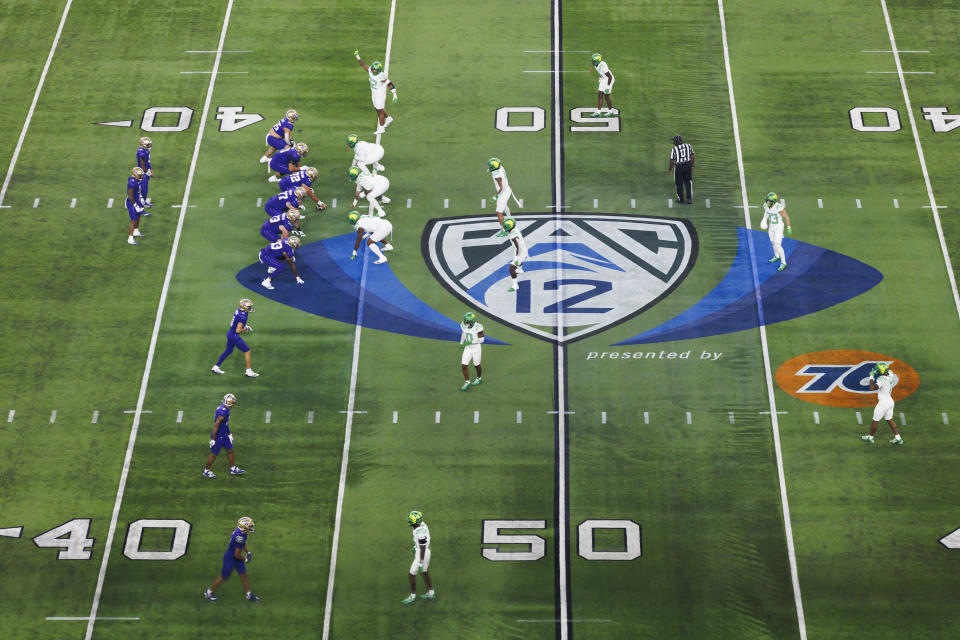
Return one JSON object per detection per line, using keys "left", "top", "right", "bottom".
{"left": 370, "top": 243, "right": 385, "bottom": 260}
{"left": 511, "top": 276, "right": 518, "bottom": 288}
{"left": 427, "top": 589, "right": 434, "bottom": 595}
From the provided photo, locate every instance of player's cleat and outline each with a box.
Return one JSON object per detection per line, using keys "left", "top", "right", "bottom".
{"left": 591, "top": 110, "right": 602, "bottom": 117}
{"left": 420, "top": 592, "right": 436, "bottom": 600}
{"left": 133, "top": 230, "right": 145, "bottom": 237}
{"left": 259, "top": 156, "right": 269, "bottom": 164}
{"left": 508, "top": 286, "right": 517, "bottom": 292}
{"left": 382, "top": 243, "right": 393, "bottom": 252}
{"left": 768, "top": 256, "right": 780, "bottom": 262}
{"left": 471, "top": 377, "right": 482, "bottom": 386}
{"left": 230, "top": 466, "right": 246, "bottom": 475}
{"left": 127, "top": 237, "right": 138, "bottom": 245}
{"left": 686, "top": 200, "right": 693, "bottom": 204}
{"left": 374, "top": 257, "right": 388, "bottom": 264}
{"left": 246, "top": 593, "right": 260, "bottom": 602}
{"left": 777, "top": 263, "right": 787, "bottom": 271}
{"left": 140, "top": 210, "right": 151, "bottom": 216}
{"left": 516, "top": 266, "right": 524, "bottom": 274}
{"left": 211, "top": 365, "right": 225, "bottom": 374}
{"left": 861, "top": 435, "right": 875, "bottom": 443}
{"left": 204, "top": 589, "right": 218, "bottom": 602}
{"left": 890, "top": 435, "right": 903, "bottom": 445}
{"left": 202, "top": 469, "right": 216, "bottom": 478}
{"left": 384, "top": 116, "right": 394, "bottom": 127}
{"left": 401, "top": 594, "right": 416, "bottom": 605}
{"left": 245, "top": 369, "right": 260, "bottom": 378}
{"left": 261, "top": 278, "right": 274, "bottom": 290}
{"left": 143, "top": 201, "right": 154, "bottom": 208}
{"left": 459, "top": 381, "right": 471, "bottom": 391}
{"left": 380, "top": 195, "right": 391, "bottom": 204}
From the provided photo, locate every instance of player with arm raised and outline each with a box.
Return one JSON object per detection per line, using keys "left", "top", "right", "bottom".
{"left": 861, "top": 363, "right": 903, "bottom": 445}
{"left": 204, "top": 517, "right": 260, "bottom": 602}
{"left": 759, "top": 192, "right": 792, "bottom": 272}
{"left": 279, "top": 167, "right": 327, "bottom": 211}
{"left": 211, "top": 298, "right": 259, "bottom": 377}
{"left": 136, "top": 137, "right": 154, "bottom": 209}
{"left": 401, "top": 511, "right": 435, "bottom": 604}
{"left": 259, "top": 109, "right": 298, "bottom": 164}
{"left": 348, "top": 210, "right": 393, "bottom": 265}
{"left": 347, "top": 133, "right": 386, "bottom": 174}
{"left": 259, "top": 236, "right": 304, "bottom": 290}
{"left": 348, "top": 166, "right": 391, "bottom": 217}
{"left": 458, "top": 312, "right": 484, "bottom": 391}
{"left": 354, "top": 50, "right": 397, "bottom": 134}
{"left": 125, "top": 167, "right": 147, "bottom": 245}
{"left": 202, "top": 393, "right": 246, "bottom": 478}
{"left": 268, "top": 142, "right": 308, "bottom": 181}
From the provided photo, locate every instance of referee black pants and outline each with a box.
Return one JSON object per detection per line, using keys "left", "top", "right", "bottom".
{"left": 674, "top": 163, "right": 692, "bottom": 203}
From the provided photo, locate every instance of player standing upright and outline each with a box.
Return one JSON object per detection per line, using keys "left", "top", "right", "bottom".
{"left": 136, "top": 137, "right": 154, "bottom": 209}
{"left": 458, "top": 311, "right": 484, "bottom": 391}
{"left": 354, "top": 50, "right": 398, "bottom": 134}
{"left": 268, "top": 142, "right": 308, "bottom": 180}
{"left": 591, "top": 53, "right": 615, "bottom": 116}
{"left": 401, "top": 511, "right": 435, "bottom": 605}
{"left": 211, "top": 298, "right": 259, "bottom": 377}
{"left": 347, "top": 133, "right": 386, "bottom": 174}
{"left": 759, "top": 192, "right": 792, "bottom": 272}
{"left": 487, "top": 158, "right": 515, "bottom": 225}
{"left": 259, "top": 109, "right": 298, "bottom": 164}
{"left": 204, "top": 517, "right": 260, "bottom": 602}
{"left": 202, "top": 393, "right": 246, "bottom": 478}
{"left": 125, "top": 167, "right": 147, "bottom": 245}
{"left": 349, "top": 166, "right": 391, "bottom": 217}
{"left": 498, "top": 218, "right": 527, "bottom": 292}
{"left": 348, "top": 210, "right": 393, "bottom": 264}
{"left": 861, "top": 363, "right": 904, "bottom": 445}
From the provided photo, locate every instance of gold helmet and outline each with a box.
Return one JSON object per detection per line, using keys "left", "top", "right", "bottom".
{"left": 305, "top": 166, "right": 319, "bottom": 181}
{"left": 285, "top": 109, "right": 299, "bottom": 122}
{"left": 138, "top": 136, "right": 152, "bottom": 149}
{"left": 295, "top": 142, "right": 308, "bottom": 156}
{"left": 131, "top": 166, "right": 145, "bottom": 179}
{"left": 237, "top": 517, "right": 255, "bottom": 533}
{"left": 222, "top": 393, "right": 237, "bottom": 407}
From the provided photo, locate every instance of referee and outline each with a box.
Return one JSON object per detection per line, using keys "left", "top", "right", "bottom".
{"left": 668, "top": 135, "right": 694, "bottom": 204}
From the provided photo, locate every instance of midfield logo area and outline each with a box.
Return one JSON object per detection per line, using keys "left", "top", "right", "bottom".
{"left": 423, "top": 214, "right": 698, "bottom": 344}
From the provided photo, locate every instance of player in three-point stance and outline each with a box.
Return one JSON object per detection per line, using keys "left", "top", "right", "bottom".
{"left": 759, "top": 192, "right": 792, "bottom": 272}
{"left": 212, "top": 298, "right": 259, "bottom": 377}
{"left": 260, "top": 235, "right": 304, "bottom": 290}
{"left": 497, "top": 218, "right": 527, "bottom": 292}
{"left": 488, "top": 157, "right": 516, "bottom": 225}
{"left": 204, "top": 517, "right": 260, "bottom": 602}
{"left": 349, "top": 166, "right": 391, "bottom": 217}
{"left": 268, "top": 142, "right": 308, "bottom": 180}
{"left": 202, "top": 393, "right": 246, "bottom": 478}
{"left": 591, "top": 52, "right": 615, "bottom": 117}
{"left": 401, "top": 511, "right": 435, "bottom": 605}
{"left": 278, "top": 166, "right": 327, "bottom": 211}
{"left": 347, "top": 133, "right": 386, "bottom": 174}
{"left": 459, "top": 312, "right": 484, "bottom": 391}
{"left": 136, "top": 137, "right": 155, "bottom": 209}
{"left": 264, "top": 186, "right": 308, "bottom": 218}
{"left": 259, "top": 109, "right": 298, "bottom": 164}
{"left": 126, "top": 167, "right": 147, "bottom": 245}
{"left": 861, "top": 362, "right": 904, "bottom": 445}
{"left": 354, "top": 50, "right": 398, "bottom": 134}
{"left": 348, "top": 210, "right": 393, "bottom": 265}
{"left": 261, "top": 209, "right": 304, "bottom": 243}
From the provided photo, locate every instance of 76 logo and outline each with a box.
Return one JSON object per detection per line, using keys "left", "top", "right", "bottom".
{"left": 794, "top": 361, "right": 889, "bottom": 394}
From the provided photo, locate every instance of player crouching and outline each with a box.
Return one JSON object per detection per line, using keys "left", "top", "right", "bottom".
{"left": 348, "top": 210, "right": 393, "bottom": 264}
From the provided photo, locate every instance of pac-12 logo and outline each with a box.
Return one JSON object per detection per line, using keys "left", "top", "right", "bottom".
{"left": 775, "top": 350, "right": 919, "bottom": 407}
{"left": 422, "top": 213, "right": 697, "bottom": 344}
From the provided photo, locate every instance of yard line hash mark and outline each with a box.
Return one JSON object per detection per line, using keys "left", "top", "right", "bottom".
{"left": 308, "top": 411, "right": 314, "bottom": 424}
{"left": 176, "top": 411, "right": 183, "bottom": 423}
{"left": 516, "top": 410, "right": 522, "bottom": 424}
{"left": 392, "top": 411, "right": 398, "bottom": 424}
{"left": 856, "top": 412, "right": 863, "bottom": 425}
{"left": 33, "top": 198, "right": 39, "bottom": 208}
{"left": 473, "top": 411, "right": 479, "bottom": 424}
{"left": 817, "top": 199, "right": 823, "bottom": 208}
{"left": 6, "top": 410, "right": 13, "bottom": 422}
{"left": 406, "top": 198, "right": 412, "bottom": 208}
{"left": 705, "top": 198, "right": 711, "bottom": 208}
{"left": 943, "top": 412, "right": 949, "bottom": 425}
{"left": 70, "top": 198, "right": 77, "bottom": 208}
{"left": 107, "top": 198, "right": 114, "bottom": 208}
{"left": 856, "top": 199, "right": 862, "bottom": 208}
{"left": 219, "top": 197, "right": 224, "bottom": 207}
{"left": 50, "top": 410, "right": 57, "bottom": 423}
{"left": 643, "top": 411, "right": 649, "bottom": 424}
{"left": 630, "top": 198, "right": 636, "bottom": 208}
{"left": 813, "top": 411, "right": 820, "bottom": 425}
{"left": 434, "top": 411, "right": 441, "bottom": 423}
{"left": 899, "top": 412, "right": 906, "bottom": 425}
{"left": 893, "top": 198, "right": 899, "bottom": 208}
{"left": 265, "top": 411, "right": 271, "bottom": 424}
{"left": 686, "top": 412, "right": 692, "bottom": 424}
{"left": 728, "top": 412, "right": 735, "bottom": 424}
{"left": 92, "top": 411, "right": 99, "bottom": 424}
{"left": 601, "top": 411, "right": 607, "bottom": 424}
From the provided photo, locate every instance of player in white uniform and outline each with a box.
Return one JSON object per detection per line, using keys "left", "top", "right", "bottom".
{"left": 459, "top": 311, "right": 484, "bottom": 391}
{"left": 348, "top": 210, "right": 393, "bottom": 264}
{"left": 498, "top": 217, "right": 528, "bottom": 292}
{"left": 861, "top": 363, "right": 903, "bottom": 445}
{"left": 488, "top": 157, "right": 515, "bottom": 225}
{"left": 354, "top": 50, "right": 398, "bottom": 134}
{"left": 759, "top": 192, "right": 792, "bottom": 272}
{"left": 346, "top": 133, "right": 386, "bottom": 174}
{"left": 348, "top": 166, "right": 391, "bottom": 217}
{"left": 401, "top": 511, "right": 435, "bottom": 604}
{"left": 591, "top": 53, "right": 615, "bottom": 116}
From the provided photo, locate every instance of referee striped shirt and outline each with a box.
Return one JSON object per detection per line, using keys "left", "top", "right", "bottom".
{"left": 670, "top": 143, "right": 693, "bottom": 164}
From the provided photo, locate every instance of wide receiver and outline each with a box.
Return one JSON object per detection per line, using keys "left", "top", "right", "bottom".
{"left": 759, "top": 192, "right": 792, "bottom": 272}
{"left": 459, "top": 312, "right": 484, "bottom": 391}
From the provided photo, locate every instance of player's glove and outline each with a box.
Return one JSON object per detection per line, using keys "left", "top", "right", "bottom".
{"left": 209, "top": 439, "right": 216, "bottom": 448}
{"left": 351, "top": 199, "right": 358, "bottom": 207}
{"left": 292, "top": 230, "right": 305, "bottom": 238}
{"left": 459, "top": 342, "right": 465, "bottom": 352}
{"left": 391, "top": 90, "right": 398, "bottom": 103}
{"left": 495, "top": 230, "right": 508, "bottom": 237}
{"left": 351, "top": 250, "right": 357, "bottom": 260}
{"left": 228, "top": 433, "right": 234, "bottom": 444}
{"left": 135, "top": 205, "right": 144, "bottom": 214}
{"left": 316, "top": 201, "right": 327, "bottom": 211}
{"left": 489, "top": 196, "right": 498, "bottom": 203}
{"left": 354, "top": 49, "right": 360, "bottom": 59}
{"left": 760, "top": 221, "right": 768, "bottom": 230}
{"left": 243, "top": 325, "right": 253, "bottom": 333}
{"left": 245, "top": 552, "right": 252, "bottom": 563}
{"left": 299, "top": 205, "right": 306, "bottom": 211}
{"left": 786, "top": 226, "right": 793, "bottom": 235}
{"left": 296, "top": 277, "right": 305, "bottom": 285}
{"left": 146, "top": 169, "right": 153, "bottom": 177}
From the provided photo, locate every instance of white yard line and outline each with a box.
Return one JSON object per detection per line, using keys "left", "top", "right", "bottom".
{"left": 84, "top": 3, "right": 236, "bottom": 638}
{"left": 717, "top": 2, "right": 807, "bottom": 637}
{"left": 879, "top": 0, "right": 960, "bottom": 321}
{"left": 321, "top": 2, "right": 397, "bottom": 638}
{"left": 0, "top": 0, "right": 74, "bottom": 207}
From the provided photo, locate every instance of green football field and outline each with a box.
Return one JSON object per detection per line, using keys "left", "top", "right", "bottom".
{"left": 2, "top": 0, "right": 960, "bottom": 638}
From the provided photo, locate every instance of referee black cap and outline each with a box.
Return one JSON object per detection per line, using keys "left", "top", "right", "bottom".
{"left": 672, "top": 135, "right": 682, "bottom": 145}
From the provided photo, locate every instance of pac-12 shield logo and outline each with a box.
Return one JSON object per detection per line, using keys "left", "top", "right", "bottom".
{"left": 422, "top": 213, "right": 697, "bottom": 343}
{"left": 775, "top": 350, "right": 919, "bottom": 407}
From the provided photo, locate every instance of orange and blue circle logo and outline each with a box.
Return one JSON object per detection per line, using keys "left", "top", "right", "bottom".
{"left": 775, "top": 350, "right": 919, "bottom": 407}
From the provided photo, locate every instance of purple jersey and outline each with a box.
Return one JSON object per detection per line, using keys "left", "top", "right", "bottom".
{"left": 136, "top": 147, "right": 151, "bottom": 170}
{"left": 213, "top": 403, "right": 232, "bottom": 438}
{"left": 263, "top": 238, "right": 296, "bottom": 260}
{"left": 278, "top": 169, "right": 313, "bottom": 191}
{"left": 126, "top": 176, "right": 142, "bottom": 202}
{"left": 272, "top": 147, "right": 300, "bottom": 167}
{"left": 225, "top": 527, "right": 247, "bottom": 558}
{"left": 262, "top": 214, "right": 295, "bottom": 236}
{"left": 264, "top": 189, "right": 298, "bottom": 215}
{"left": 271, "top": 117, "right": 294, "bottom": 137}
{"left": 229, "top": 308, "right": 249, "bottom": 335}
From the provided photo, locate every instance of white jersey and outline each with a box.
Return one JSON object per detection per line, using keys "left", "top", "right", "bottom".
{"left": 507, "top": 225, "right": 528, "bottom": 262}
{"left": 763, "top": 201, "right": 786, "bottom": 226}
{"left": 356, "top": 170, "right": 379, "bottom": 192}
{"left": 875, "top": 372, "right": 898, "bottom": 404}
{"left": 356, "top": 215, "right": 390, "bottom": 236}
{"left": 460, "top": 321, "right": 484, "bottom": 348}
{"left": 595, "top": 60, "right": 613, "bottom": 81}
{"left": 491, "top": 166, "right": 510, "bottom": 195}
{"left": 369, "top": 69, "right": 390, "bottom": 94}
{"left": 353, "top": 141, "right": 384, "bottom": 166}
{"left": 412, "top": 522, "right": 431, "bottom": 549}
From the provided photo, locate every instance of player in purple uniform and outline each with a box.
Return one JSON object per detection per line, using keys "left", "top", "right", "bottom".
{"left": 211, "top": 298, "right": 259, "bottom": 377}
{"left": 259, "top": 236, "right": 303, "bottom": 290}
{"left": 136, "top": 137, "right": 154, "bottom": 208}
{"left": 126, "top": 167, "right": 147, "bottom": 245}
{"left": 268, "top": 142, "right": 308, "bottom": 180}
{"left": 264, "top": 186, "right": 307, "bottom": 218}
{"left": 259, "top": 109, "right": 298, "bottom": 164}
{"left": 261, "top": 210, "right": 303, "bottom": 242}
{"left": 278, "top": 167, "right": 326, "bottom": 210}
{"left": 204, "top": 517, "right": 260, "bottom": 602}
{"left": 202, "top": 393, "right": 246, "bottom": 478}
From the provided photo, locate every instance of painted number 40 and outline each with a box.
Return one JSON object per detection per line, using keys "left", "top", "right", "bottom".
{"left": 849, "top": 106, "right": 960, "bottom": 132}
